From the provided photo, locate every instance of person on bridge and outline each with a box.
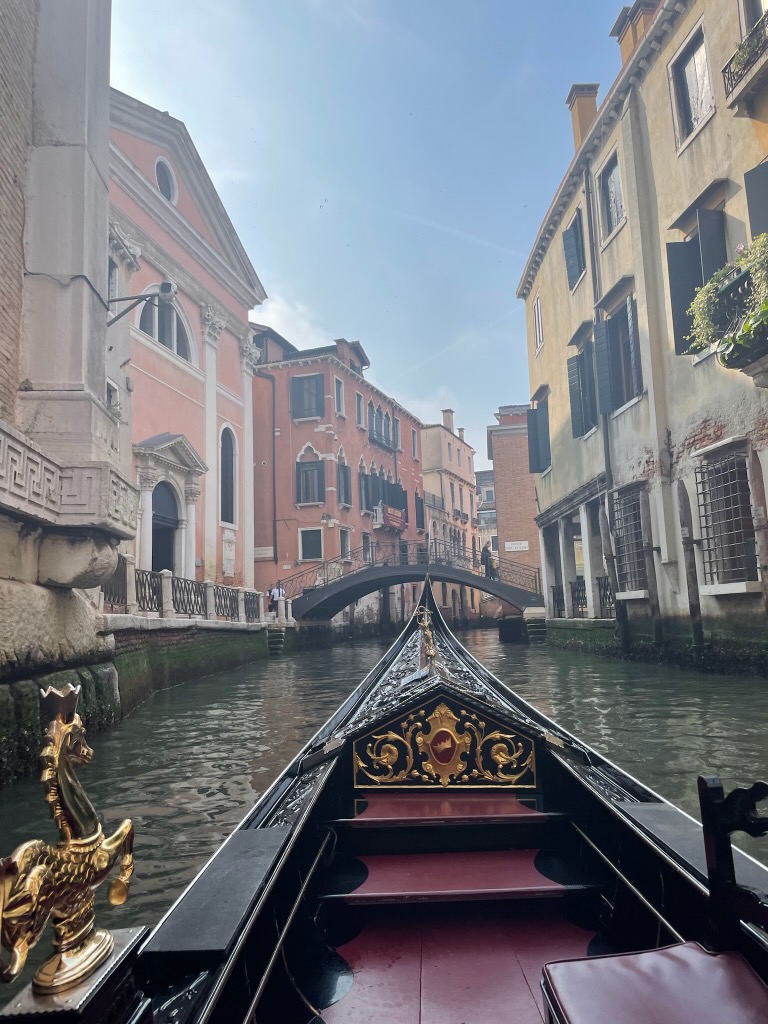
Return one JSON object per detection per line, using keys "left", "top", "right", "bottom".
{"left": 481, "top": 541, "right": 493, "bottom": 578}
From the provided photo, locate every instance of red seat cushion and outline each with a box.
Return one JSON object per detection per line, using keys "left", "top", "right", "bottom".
{"left": 543, "top": 941, "right": 768, "bottom": 1024}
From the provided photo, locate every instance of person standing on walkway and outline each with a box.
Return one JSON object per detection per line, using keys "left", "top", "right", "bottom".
{"left": 481, "top": 541, "right": 492, "bottom": 578}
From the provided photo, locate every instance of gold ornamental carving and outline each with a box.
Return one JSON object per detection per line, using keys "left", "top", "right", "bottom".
{"left": 354, "top": 696, "right": 537, "bottom": 789}
{"left": 416, "top": 605, "right": 436, "bottom": 665}
{"left": 0, "top": 685, "right": 134, "bottom": 994}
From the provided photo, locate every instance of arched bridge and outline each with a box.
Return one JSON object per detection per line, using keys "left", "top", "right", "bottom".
{"left": 282, "top": 540, "right": 544, "bottom": 620}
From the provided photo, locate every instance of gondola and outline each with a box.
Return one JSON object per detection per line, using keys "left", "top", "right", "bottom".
{"left": 3, "top": 583, "right": 768, "bottom": 1024}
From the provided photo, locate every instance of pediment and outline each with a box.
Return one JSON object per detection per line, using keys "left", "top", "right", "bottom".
{"left": 134, "top": 433, "right": 208, "bottom": 476}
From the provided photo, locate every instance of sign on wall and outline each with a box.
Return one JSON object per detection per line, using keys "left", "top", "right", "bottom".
{"left": 505, "top": 540, "right": 529, "bottom": 552}
{"left": 382, "top": 505, "right": 406, "bottom": 529}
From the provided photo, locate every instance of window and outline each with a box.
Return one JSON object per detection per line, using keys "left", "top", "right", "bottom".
{"left": 491, "top": 535, "right": 498, "bottom": 552}
{"left": 383, "top": 412, "right": 391, "bottom": 443}
{"left": 359, "top": 463, "right": 372, "bottom": 512}
{"left": 394, "top": 417, "right": 401, "bottom": 450}
{"left": 696, "top": 453, "right": 758, "bottom": 585}
{"left": 533, "top": 295, "right": 544, "bottom": 353}
{"left": 527, "top": 397, "right": 551, "bottom": 473}
{"left": 220, "top": 428, "right": 236, "bottom": 523}
{"left": 667, "top": 208, "right": 727, "bottom": 353}
{"left": 448, "top": 443, "right": 453, "bottom": 462}
{"left": 457, "top": 448, "right": 462, "bottom": 467}
{"left": 334, "top": 377, "right": 344, "bottom": 415}
{"left": 450, "top": 481, "right": 456, "bottom": 509}
{"left": 139, "top": 296, "right": 191, "bottom": 362}
{"left": 600, "top": 154, "right": 625, "bottom": 238}
{"left": 155, "top": 158, "right": 177, "bottom": 203}
{"left": 484, "top": 488, "right": 495, "bottom": 502}
{"left": 673, "top": 30, "right": 713, "bottom": 141}
{"left": 442, "top": 583, "right": 448, "bottom": 606}
{"left": 106, "top": 379, "right": 119, "bottom": 411}
{"left": 108, "top": 258, "right": 119, "bottom": 302}
{"left": 299, "top": 528, "right": 323, "bottom": 561}
{"left": 340, "top": 527, "right": 351, "bottom": 560}
{"left": 563, "top": 208, "right": 587, "bottom": 289}
{"left": 295, "top": 456, "right": 325, "bottom": 504}
{"left": 412, "top": 428, "right": 418, "bottom": 459}
{"left": 612, "top": 489, "right": 647, "bottom": 592}
{"left": 356, "top": 392, "right": 364, "bottom": 427}
{"left": 361, "top": 532, "right": 371, "bottom": 562}
{"left": 567, "top": 342, "right": 598, "bottom": 438}
{"left": 291, "top": 374, "right": 325, "bottom": 418}
{"left": 745, "top": 0, "right": 768, "bottom": 29}
{"left": 594, "top": 296, "right": 643, "bottom": 413}
{"left": 415, "top": 491, "right": 425, "bottom": 531}
{"left": 459, "top": 486, "right": 464, "bottom": 512}
{"left": 337, "top": 455, "right": 352, "bottom": 506}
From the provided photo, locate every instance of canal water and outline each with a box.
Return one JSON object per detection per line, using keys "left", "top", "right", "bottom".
{"left": 1, "top": 628, "right": 767, "bottom": 994}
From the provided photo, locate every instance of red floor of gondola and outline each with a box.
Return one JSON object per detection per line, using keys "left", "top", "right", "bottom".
{"left": 353, "top": 792, "right": 546, "bottom": 824}
{"left": 344, "top": 849, "right": 566, "bottom": 902}
{"left": 322, "top": 905, "right": 596, "bottom": 1023}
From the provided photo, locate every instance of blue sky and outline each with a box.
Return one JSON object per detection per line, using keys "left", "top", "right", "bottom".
{"left": 111, "top": 0, "right": 624, "bottom": 466}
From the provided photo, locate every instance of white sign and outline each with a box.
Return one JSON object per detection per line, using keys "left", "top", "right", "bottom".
{"left": 505, "top": 540, "right": 529, "bottom": 552}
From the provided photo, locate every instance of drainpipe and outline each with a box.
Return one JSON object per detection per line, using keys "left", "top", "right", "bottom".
{"left": 256, "top": 369, "right": 278, "bottom": 566}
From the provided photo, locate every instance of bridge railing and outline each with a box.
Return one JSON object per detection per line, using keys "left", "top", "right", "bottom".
{"left": 281, "top": 538, "right": 542, "bottom": 600}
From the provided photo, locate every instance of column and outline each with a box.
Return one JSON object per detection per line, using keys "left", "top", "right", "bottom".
{"left": 241, "top": 344, "right": 256, "bottom": 588}
{"left": 138, "top": 471, "right": 156, "bottom": 571}
{"left": 538, "top": 531, "right": 552, "bottom": 617}
{"left": 277, "top": 596, "right": 286, "bottom": 624}
{"left": 202, "top": 307, "right": 224, "bottom": 580}
{"left": 558, "top": 517, "right": 577, "bottom": 618}
{"left": 579, "top": 502, "right": 600, "bottom": 618}
{"left": 124, "top": 553, "right": 138, "bottom": 614}
{"left": 185, "top": 484, "right": 200, "bottom": 579}
{"left": 256, "top": 591, "right": 265, "bottom": 622}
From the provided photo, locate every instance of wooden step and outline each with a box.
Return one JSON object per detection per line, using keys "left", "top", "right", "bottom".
{"left": 333, "top": 792, "right": 563, "bottom": 828}
{"left": 317, "top": 849, "right": 605, "bottom": 905}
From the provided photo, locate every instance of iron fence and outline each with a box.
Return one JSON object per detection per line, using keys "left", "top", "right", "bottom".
{"left": 695, "top": 453, "right": 758, "bottom": 585}
{"left": 551, "top": 584, "right": 565, "bottom": 618}
{"left": 612, "top": 489, "right": 647, "bottom": 592}
{"left": 172, "top": 575, "right": 206, "bottom": 617}
{"left": 570, "top": 579, "right": 587, "bottom": 618}
{"left": 723, "top": 12, "right": 768, "bottom": 96}
{"left": 214, "top": 584, "right": 239, "bottom": 621}
{"left": 597, "top": 575, "right": 615, "bottom": 619}
{"left": 135, "top": 568, "right": 162, "bottom": 613}
{"left": 244, "top": 590, "right": 260, "bottom": 623}
{"left": 102, "top": 554, "right": 128, "bottom": 612}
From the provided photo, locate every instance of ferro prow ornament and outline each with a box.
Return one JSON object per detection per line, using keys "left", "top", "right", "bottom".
{"left": 0, "top": 684, "right": 134, "bottom": 994}
{"left": 416, "top": 605, "right": 437, "bottom": 666}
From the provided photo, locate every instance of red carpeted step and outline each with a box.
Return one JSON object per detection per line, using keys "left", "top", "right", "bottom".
{"left": 342, "top": 791, "right": 554, "bottom": 827}
{"left": 321, "top": 849, "right": 590, "bottom": 904}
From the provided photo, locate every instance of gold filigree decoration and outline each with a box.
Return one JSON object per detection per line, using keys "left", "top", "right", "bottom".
{"left": 0, "top": 685, "right": 134, "bottom": 994}
{"left": 415, "top": 605, "right": 436, "bottom": 664}
{"left": 354, "top": 697, "right": 537, "bottom": 789}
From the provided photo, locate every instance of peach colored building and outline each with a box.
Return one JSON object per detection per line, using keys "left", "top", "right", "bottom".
{"left": 107, "top": 90, "right": 265, "bottom": 586}
{"left": 251, "top": 329, "right": 425, "bottom": 619}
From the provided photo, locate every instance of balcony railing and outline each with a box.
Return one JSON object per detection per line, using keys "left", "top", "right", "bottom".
{"left": 424, "top": 492, "right": 445, "bottom": 511}
{"left": 723, "top": 12, "right": 768, "bottom": 96}
{"left": 551, "top": 584, "right": 565, "bottom": 619}
{"left": 135, "top": 568, "right": 162, "bottom": 613}
{"left": 597, "top": 575, "right": 615, "bottom": 619}
{"left": 368, "top": 428, "right": 395, "bottom": 451}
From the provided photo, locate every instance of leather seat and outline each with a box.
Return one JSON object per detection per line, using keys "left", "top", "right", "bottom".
{"left": 542, "top": 941, "right": 768, "bottom": 1024}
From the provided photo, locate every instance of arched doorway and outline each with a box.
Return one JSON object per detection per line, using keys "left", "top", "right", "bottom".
{"left": 152, "top": 481, "right": 179, "bottom": 572}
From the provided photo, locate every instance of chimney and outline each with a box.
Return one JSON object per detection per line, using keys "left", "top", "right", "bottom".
{"left": 442, "top": 409, "right": 455, "bottom": 432}
{"left": 610, "top": 2, "right": 659, "bottom": 67}
{"left": 566, "top": 84, "right": 600, "bottom": 152}
{"left": 458, "top": 427, "right": 465, "bottom": 441}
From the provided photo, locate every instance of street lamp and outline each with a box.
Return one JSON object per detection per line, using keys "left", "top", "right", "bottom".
{"left": 106, "top": 281, "right": 178, "bottom": 328}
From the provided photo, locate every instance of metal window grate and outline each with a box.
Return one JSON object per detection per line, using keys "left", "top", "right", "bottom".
{"left": 612, "top": 489, "right": 647, "bottom": 592}
{"left": 695, "top": 454, "right": 758, "bottom": 585}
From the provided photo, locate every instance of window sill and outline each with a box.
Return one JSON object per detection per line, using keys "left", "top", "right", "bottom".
{"left": 293, "top": 415, "right": 321, "bottom": 423}
{"left": 692, "top": 346, "right": 717, "bottom": 366}
{"left": 675, "top": 107, "right": 716, "bottom": 157}
{"left": 610, "top": 392, "right": 645, "bottom": 418}
{"left": 699, "top": 581, "right": 762, "bottom": 597}
{"left": 219, "top": 521, "right": 238, "bottom": 530}
{"left": 615, "top": 589, "right": 649, "bottom": 601}
{"left": 569, "top": 269, "right": 587, "bottom": 294}
{"left": 297, "top": 558, "right": 323, "bottom": 563}
{"left": 336, "top": 411, "right": 346, "bottom": 419}
{"left": 541, "top": 465, "right": 552, "bottom": 478}
{"left": 356, "top": 422, "right": 366, "bottom": 430}
{"left": 361, "top": 508, "right": 373, "bottom": 516}
{"left": 339, "top": 502, "right": 352, "bottom": 510}
{"left": 295, "top": 502, "right": 324, "bottom": 508}
{"left": 581, "top": 425, "right": 598, "bottom": 441}
{"left": 600, "top": 217, "right": 627, "bottom": 252}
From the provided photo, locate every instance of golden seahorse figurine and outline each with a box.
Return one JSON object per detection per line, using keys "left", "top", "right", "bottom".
{"left": 0, "top": 683, "right": 134, "bottom": 994}
{"left": 416, "top": 605, "right": 437, "bottom": 665}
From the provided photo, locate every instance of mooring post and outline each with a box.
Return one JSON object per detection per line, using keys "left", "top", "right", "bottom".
{"left": 237, "top": 588, "right": 247, "bottom": 623}
{"left": 159, "top": 569, "right": 175, "bottom": 619}
{"left": 676, "top": 479, "right": 704, "bottom": 648}
{"left": 204, "top": 580, "right": 215, "bottom": 620}
{"left": 124, "top": 553, "right": 138, "bottom": 615}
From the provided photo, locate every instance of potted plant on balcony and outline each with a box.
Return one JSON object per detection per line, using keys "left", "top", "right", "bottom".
{"left": 688, "top": 234, "right": 768, "bottom": 381}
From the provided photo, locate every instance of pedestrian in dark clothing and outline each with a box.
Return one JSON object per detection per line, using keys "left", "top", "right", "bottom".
{"left": 481, "top": 541, "right": 493, "bottom": 578}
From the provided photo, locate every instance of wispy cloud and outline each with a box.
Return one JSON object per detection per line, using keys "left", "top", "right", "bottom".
{"left": 252, "top": 292, "right": 330, "bottom": 350}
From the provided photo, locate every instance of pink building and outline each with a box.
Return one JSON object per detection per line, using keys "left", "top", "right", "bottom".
{"left": 107, "top": 90, "right": 265, "bottom": 586}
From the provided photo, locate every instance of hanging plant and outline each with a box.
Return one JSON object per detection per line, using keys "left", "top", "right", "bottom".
{"left": 687, "top": 234, "right": 768, "bottom": 357}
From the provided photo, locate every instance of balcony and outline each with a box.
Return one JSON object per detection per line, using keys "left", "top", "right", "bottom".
{"left": 424, "top": 492, "right": 445, "bottom": 512}
{"left": 368, "top": 428, "right": 395, "bottom": 451}
{"left": 452, "top": 508, "right": 469, "bottom": 523}
{"left": 723, "top": 12, "right": 768, "bottom": 114}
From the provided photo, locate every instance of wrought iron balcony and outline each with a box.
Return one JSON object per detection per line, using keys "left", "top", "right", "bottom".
{"left": 368, "top": 428, "right": 395, "bottom": 451}
{"left": 424, "top": 492, "right": 445, "bottom": 511}
{"left": 723, "top": 13, "right": 768, "bottom": 100}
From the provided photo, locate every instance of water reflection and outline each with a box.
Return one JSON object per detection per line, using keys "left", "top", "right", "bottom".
{"left": 1, "top": 629, "right": 766, "bottom": 945}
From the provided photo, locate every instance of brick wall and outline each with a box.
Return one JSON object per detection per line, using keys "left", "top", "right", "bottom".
{"left": 0, "top": 1, "right": 37, "bottom": 423}
{"left": 492, "top": 429, "right": 540, "bottom": 572}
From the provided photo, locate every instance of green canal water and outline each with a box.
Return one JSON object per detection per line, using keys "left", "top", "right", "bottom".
{"left": 1, "top": 628, "right": 767, "bottom": 997}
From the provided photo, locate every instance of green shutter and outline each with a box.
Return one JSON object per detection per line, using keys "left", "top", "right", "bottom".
{"left": 317, "top": 460, "right": 325, "bottom": 501}
{"left": 526, "top": 407, "right": 542, "bottom": 473}
{"left": 295, "top": 462, "right": 303, "bottom": 502}
{"left": 698, "top": 208, "right": 727, "bottom": 282}
{"left": 745, "top": 162, "right": 768, "bottom": 239}
{"left": 626, "top": 296, "right": 643, "bottom": 397}
{"left": 314, "top": 374, "right": 325, "bottom": 417}
{"left": 581, "top": 343, "right": 597, "bottom": 431}
{"left": 594, "top": 321, "right": 614, "bottom": 414}
{"left": 667, "top": 239, "right": 702, "bottom": 354}
{"left": 567, "top": 354, "right": 585, "bottom": 438}
{"left": 563, "top": 221, "right": 581, "bottom": 290}
{"left": 291, "top": 377, "right": 305, "bottom": 417}
{"left": 538, "top": 399, "right": 551, "bottom": 470}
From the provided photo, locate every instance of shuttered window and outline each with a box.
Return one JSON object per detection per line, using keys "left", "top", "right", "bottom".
{"left": 291, "top": 374, "right": 325, "bottom": 418}
{"left": 299, "top": 529, "right": 322, "bottom": 561}
{"left": 296, "top": 460, "right": 325, "bottom": 503}
{"left": 415, "top": 493, "right": 425, "bottom": 530}
{"left": 673, "top": 30, "right": 714, "bottom": 140}
{"left": 567, "top": 342, "right": 598, "bottom": 438}
{"left": 667, "top": 208, "right": 727, "bottom": 354}
{"left": 526, "top": 399, "right": 551, "bottom": 473}
{"left": 563, "top": 209, "right": 586, "bottom": 290}
{"left": 745, "top": 162, "right": 768, "bottom": 240}
{"left": 337, "top": 462, "right": 352, "bottom": 506}
{"left": 600, "top": 155, "right": 624, "bottom": 237}
{"left": 594, "top": 297, "right": 643, "bottom": 413}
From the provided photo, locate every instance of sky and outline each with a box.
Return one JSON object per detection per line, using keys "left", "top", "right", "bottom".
{"left": 110, "top": 0, "right": 625, "bottom": 467}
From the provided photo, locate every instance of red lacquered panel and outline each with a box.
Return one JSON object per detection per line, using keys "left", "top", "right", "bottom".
{"left": 354, "top": 792, "right": 544, "bottom": 825}
{"left": 348, "top": 850, "right": 564, "bottom": 902}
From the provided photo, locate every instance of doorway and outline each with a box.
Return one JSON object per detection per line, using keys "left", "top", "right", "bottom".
{"left": 152, "top": 481, "right": 179, "bottom": 573}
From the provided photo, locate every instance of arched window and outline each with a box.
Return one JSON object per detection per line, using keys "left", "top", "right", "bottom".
{"left": 139, "top": 294, "right": 192, "bottom": 362}
{"left": 375, "top": 406, "right": 383, "bottom": 436}
{"left": 155, "top": 158, "right": 178, "bottom": 204}
{"left": 367, "top": 400, "right": 375, "bottom": 436}
{"left": 296, "top": 446, "right": 325, "bottom": 504}
{"left": 383, "top": 412, "right": 391, "bottom": 442}
{"left": 337, "top": 449, "right": 352, "bottom": 506}
{"left": 220, "top": 427, "right": 236, "bottom": 523}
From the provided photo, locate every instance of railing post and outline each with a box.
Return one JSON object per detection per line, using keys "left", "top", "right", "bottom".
{"left": 125, "top": 553, "right": 138, "bottom": 614}
{"left": 285, "top": 598, "right": 294, "bottom": 624}
{"left": 204, "top": 580, "right": 216, "bottom": 620}
{"left": 159, "top": 569, "right": 175, "bottom": 618}
{"left": 237, "top": 587, "right": 247, "bottom": 623}
{"left": 256, "top": 591, "right": 265, "bottom": 622}
{"left": 277, "top": 596, "right": 286, "bottom": 624}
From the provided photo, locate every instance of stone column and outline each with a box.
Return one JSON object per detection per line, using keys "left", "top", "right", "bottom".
{"left": 125, "top": 553, "right": 138, "bottom": 614}
{"left": 185, "top": 484, "right": 200, "bottom": 579}
{"left": 256, "top": 591, "right": 265, "bottom": 622}
{"left": 204, "top": 580, "right": 216, "bottom": 620}
{"left": 138, "top": 471, "right": 156, "bottom": 571}
{"left": 237, "top": 588, "right": 247, "bottom": 623}
{"left": 240, "top": 340, "right": 256, "bottom": 588}
{"left": 285, "top": 598, "right": 294, "bottom": 624}
{"left": 558, "top": 517, "right": 577, "bottom": 619}
{"left": 202, "top": 307, "right": 224, "bottom": 580}
{"left": 538, "top": 530, "right": 553, "bottom": 618}
{"left": 579, "top": 503, "right": 600, "bottom": 618}
{"left": 159, "top": 569, "right": 174, "bottom": 618}
{"left": 277, "top": 596, "right": 286, "bottom": 624}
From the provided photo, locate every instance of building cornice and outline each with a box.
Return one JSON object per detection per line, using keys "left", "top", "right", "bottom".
{"left": 516, "top": 0, "right": 691, "bottom": 300}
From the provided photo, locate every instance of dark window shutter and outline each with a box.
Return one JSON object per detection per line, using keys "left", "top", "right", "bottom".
{"left": 415, "top": 494, "right": 425, "bottom": 530}
{"left": 291, "top": 377, "right": 305, "bottom": 417}
{"left": 581, "top": 342, "right": 597, "bottom": 431}
{"left": 295, "top": 462, "right": 303, "bottom": 502}
{"left": 345, "top": 465, "right": 352, "bottom": 505}
{"left": 538, "top": 399, "right": 551, "bottom": 470}
{"left": 527, "top": 407, "right": 542, "bottom": 472}
{"left": 317, "top": 460, "right": 325, "bottom": 501}
{"left": 745, "top": 162, "right": 768, "bottom": 239}
{"left": 698, "top": 208, "right": 727, "bottom": 281}
{"left": 563, "top": 222, "right": 581, "bottom": 290}
{"left": 314, "top": 374, "right": 325, "bottom": 417}
{"left": 567, "top": 354, "right": 585, "bottom": 438}
{"left": 667, "top": 239, "right": 702, "bottom": 354}
{"left": 626, "top": 296, "right": 643, "bottom": 397}
{"left": 359, "top": 472, "right": 368, "bottom": 510}
{"left": 594, "top": 321, "right": 614, "bottom": 414}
